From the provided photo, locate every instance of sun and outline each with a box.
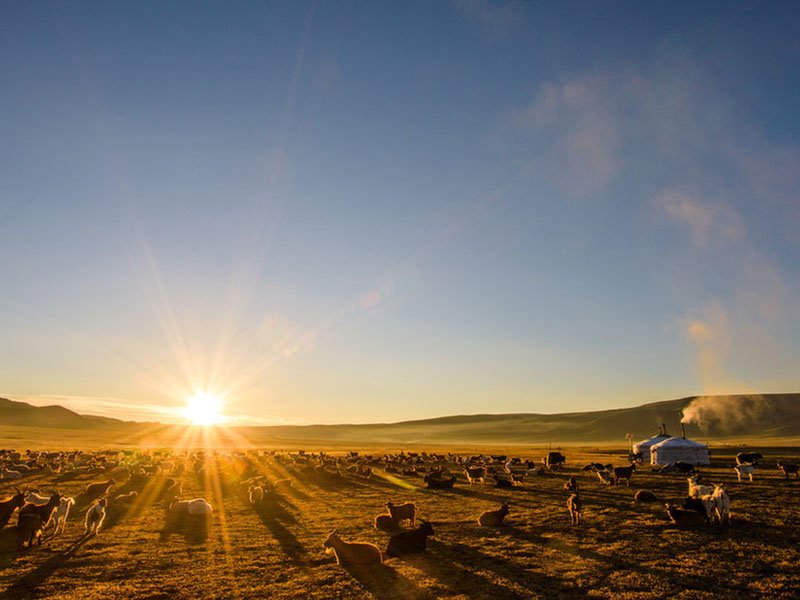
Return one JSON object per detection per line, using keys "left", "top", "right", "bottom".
{"left": 181, "top": 391, "right": 225, "bottom": 426}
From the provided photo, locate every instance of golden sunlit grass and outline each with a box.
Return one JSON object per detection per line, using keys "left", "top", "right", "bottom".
{"left": 1, "top": 443, "right": 799, "bottom": 599}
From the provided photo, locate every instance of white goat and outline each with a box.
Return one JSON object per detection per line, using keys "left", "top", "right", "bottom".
{"left": 687, "top": 476, "right": 714, "bottom": 498}
{"left": 596, "top": 470, "right": 612, "bottom": 485}
{"left": 734, "top": 463, "right": 755, "bottom": 482}
{"left": 85, "top": 499, "right": 107, "bottom": 535}
{"left": 711, "top": 484, "right": 731, "bottom": 525}
{"left": 51, "top": 497, "right": 75, "bottom": 536}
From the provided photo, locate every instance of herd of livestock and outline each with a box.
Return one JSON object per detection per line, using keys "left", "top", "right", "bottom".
{"left": 1, "top": 446, "right": 798, "bottom": 568}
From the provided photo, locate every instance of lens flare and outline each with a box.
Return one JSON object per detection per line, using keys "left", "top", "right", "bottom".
{"left": 181, "top": 391, "right": 225, "bottom": 426}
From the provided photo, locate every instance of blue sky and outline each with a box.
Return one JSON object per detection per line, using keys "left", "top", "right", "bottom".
{"left": 2, "top": 1, "right": 799, "bottom": 424}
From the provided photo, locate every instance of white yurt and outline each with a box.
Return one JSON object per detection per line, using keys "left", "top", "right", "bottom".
{"left": 632, "top": 433, "right": 671, "bottom": 459}
{"left": 650, "top": 437, "right": 710, "bottom": 466}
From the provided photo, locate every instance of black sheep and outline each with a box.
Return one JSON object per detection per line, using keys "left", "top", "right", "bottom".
{"left": 386, "top": 521, "right": 435, "bottom": 557}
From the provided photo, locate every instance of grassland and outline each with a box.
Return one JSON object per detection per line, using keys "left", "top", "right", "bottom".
{"left": 1, "top": 444, "right": 799, "bottom": 599}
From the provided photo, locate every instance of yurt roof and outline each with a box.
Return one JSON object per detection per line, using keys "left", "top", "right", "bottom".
{"left": 635, "top": 433, "right": 671, "bottom": 445}
{"left": 651, "top": 436, "right": 707, "bottom": 450}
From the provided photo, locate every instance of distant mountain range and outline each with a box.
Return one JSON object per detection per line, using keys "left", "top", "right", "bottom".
{"left": 2, "top": 393, "right": 799, "bottom": 444}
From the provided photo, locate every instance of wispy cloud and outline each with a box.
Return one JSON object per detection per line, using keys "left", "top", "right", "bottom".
{"left": 655, "top": 189, "right": 743, "bottom": 246}
{"left": 454, "top": 0, "right": 524, "bottom": 35}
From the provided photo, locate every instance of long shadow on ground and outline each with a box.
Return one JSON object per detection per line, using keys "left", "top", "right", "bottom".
{"left": 0, "top": 534, "right": 93, "bottom": 600}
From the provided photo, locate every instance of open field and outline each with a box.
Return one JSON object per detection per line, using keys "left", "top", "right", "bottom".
{"left": 1, "top": 444, "right": 799, "bottom": 599}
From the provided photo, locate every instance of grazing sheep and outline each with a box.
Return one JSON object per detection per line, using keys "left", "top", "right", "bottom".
{"left": 566, "top": 493, "right": 582, "bottom": 525}
{"left": 612, "top": 463, "right": 636, "bottom": 486}
{"left": 374, "top": 514, "right": 398, "bottom": 531}
{"left": 50, "top": 497, "right": 75, "bottom": 536}
{"left": 85, "top": 479, "right": 116, "bottom": 499}
{"left": 634, "top": 490, "right": 658, "bottom": 503}
{"left": 0, "top": 489, "right": 26, "bottom": 528}
{"left": 711, "top": 484, "right": 731, "bottom": 526}
{"left": 777, "top": 461, "right": 799, "bottom": 480}
{"left": 478, "top": 501, "right": 509, "bottom": 526}
{"left": 113, "top": 491, "right": 138, "bottom": 505}
{"left": 736, "top": 452, "right": 763, "bottom": 465}
{"left": 248, "top": 485, "right": 264, "bottom": 505}
{"left": 17, "top": 493, "right": 61, "bottom": 546}
{"left": 323, "top": 530, "right": 382, "bottom": 566}
{"left": 545, "top": 452, "right": 566, "bottom": 469}
{"left": 734, "top": 463, "right": 755, "bottom": 482}
{"left": 386, "top": 521, "right": 435, "bottom": 557}
{"left": 85, "top": 498, "right": 107, "bottom": 535}
{"left": 463, "top": 467, "right": 486, "bottom": 485}
{"left": 386, "top": 502, "right": 416, "bottom": 527}
{"left": 666, "top": 503, "right": 708, "bottom": 526}
{"left": 687, "top": 476, "right": 714, "bottom": 498}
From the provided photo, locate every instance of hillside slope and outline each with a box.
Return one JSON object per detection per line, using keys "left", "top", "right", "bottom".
{"left": 2, "top": 393, "right": 798, "bottom": 444}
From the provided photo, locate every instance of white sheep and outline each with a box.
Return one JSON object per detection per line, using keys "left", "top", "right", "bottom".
{"left": 51, "top": 496, "right": 75, "bottom": 536}
{"left": 85, "top": 498, "right": 107, "bottom": 535}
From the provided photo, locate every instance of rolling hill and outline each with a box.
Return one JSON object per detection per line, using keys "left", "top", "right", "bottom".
{"left": 2, "top": 393, "right": 799, "bottom": 445}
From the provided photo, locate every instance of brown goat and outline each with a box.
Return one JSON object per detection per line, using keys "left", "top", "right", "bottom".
{"left": 0, "top": 489, "right": 26, "bottom": 529}
{"left": 17, "top": 493, "right": 61, "bottom": 546}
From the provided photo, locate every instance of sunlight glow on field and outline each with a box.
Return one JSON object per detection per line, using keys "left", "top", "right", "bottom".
{"left": 181, "top": 391, "right": 226, "bottom": 426}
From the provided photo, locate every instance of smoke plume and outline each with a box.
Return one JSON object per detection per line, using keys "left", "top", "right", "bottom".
{"left": 681, "top": 395, "right": 774, "bottom": 433}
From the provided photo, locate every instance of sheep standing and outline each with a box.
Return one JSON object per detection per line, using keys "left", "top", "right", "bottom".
{"left": 85, "top": 498, "right": 107, "bottom": 535}
{"left": 477, "top": 501, "right": 509, "bottom": 526}
{"left": 323, "top": 530, "right": 382, "bottom": 566}
{"left": 566, "top": 493, "right": 582, "bottom": 525}
{"left": 612, "top": 463, "right": 636, "bottom": 486}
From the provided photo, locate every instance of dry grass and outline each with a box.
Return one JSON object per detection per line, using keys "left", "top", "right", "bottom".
{"left": 1, "top": 445, "right": 799, "bottom": 599}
